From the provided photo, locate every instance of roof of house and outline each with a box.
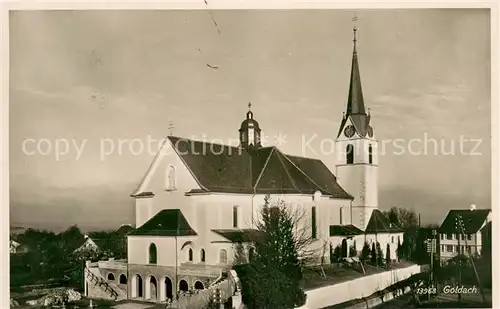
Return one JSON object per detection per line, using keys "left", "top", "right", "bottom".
{"left": 438, "top": 209, "right": 491, "bottom": 234}
{"left": 211, "top": 229, "right": 264, "bottom": 242}
{"left": 128, "top": 209, "right": 197, "bottom": 237}
{"left": 329, "top": 224, "right": 364, "bottom": 237}
{"left": 365, "top": 209, "right": 404, "bottom": 233}
{"left": 133, "top": 136, "right": 353, "bottom": 199}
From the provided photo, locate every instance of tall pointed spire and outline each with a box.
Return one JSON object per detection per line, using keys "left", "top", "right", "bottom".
{"left": 346, "top": 20, "right": 366, "bottom": 116}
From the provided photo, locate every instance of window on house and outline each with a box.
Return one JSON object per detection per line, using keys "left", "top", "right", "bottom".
{"left": 107, "top": 273, "right": 115, "bottom": 281}
{"left": 119, "top": 274, "right": 127, "bottom": 284}
{"left": 446, "top": 234, "right": 452, "bottom": 240}
{"left": 440, "top": 234, "right": 444, "bottom": 240}
{"left": 233, "top": 206, "right": 238, "bottom": 228}
{"left": 167, "top": 166, "right": 176, "bottom": 190}
{"left": 346, "top": 144, "right": 354, "bottom": 164}
{"left": 368, "top": 144, "right": 373, "bottom": 164}
{"left": 467, "top": 234, "right": 472, "bottom": 241}
{"left": 188, "top": 248, "right": 193, "bottom": 262}
{"left": 311, "top": 206, "right": 317, "bottom": 239}
{"left": 455, "top": 233, "right": 460, "bottom": 240}
{"left": 219, "top": 249, "right": 228, "bottom": 264}
{"left": 149, "top": 243, "right": 157, "bottom": 264}
{"left": 391, "top": 236, "right": 394, "bottom": 243}
{"left": 446, "top": 245, "right": 453, "bottom": 252}
{"left": 339, "top": 207, "right": 343, "bottom": 225}
{"left": 200, "top": 249, "right": 205, "bottom": 262}
{"left": 441, "top": 245, "right": 445, "bottom": 252}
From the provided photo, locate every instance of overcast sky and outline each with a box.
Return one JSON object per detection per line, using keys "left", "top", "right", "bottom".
{"left": 9, "top": 9, "right": 490, "bottom": 231}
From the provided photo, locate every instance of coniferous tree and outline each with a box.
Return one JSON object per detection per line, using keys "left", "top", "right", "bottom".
{"left": 376, "top": 242, "right": 384, "bottom": 266}
{"left": 396, "top": 238, "right": 403, "bottom": 260}
{"left": 236, "top": 195, "right": 309, "bottom": 309}
{"left": 385, "top": 243, "right": 391, "bottom": 265}
{"left": 360, "top": 242, "right": 371, "bottom": 262}
{"left": 370, "top": 243, "right": 376, "bottom": 265}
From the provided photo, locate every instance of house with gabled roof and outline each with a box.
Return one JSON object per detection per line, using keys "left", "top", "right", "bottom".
{"left": 438, "top": 205, "right": 491, "bottom": 264}
{"left": 85, "top": 26, "right": 404, "bottom": 304}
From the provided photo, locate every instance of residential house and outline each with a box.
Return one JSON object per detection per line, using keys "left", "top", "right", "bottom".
{"left": 438, "top": 206, "right": 491, "bottom": 264}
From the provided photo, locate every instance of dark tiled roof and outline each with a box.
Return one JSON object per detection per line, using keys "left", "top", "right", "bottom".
{"left": 134, "top": 136, "right": 352, "bottom": 199}
{"left": 329, "top": 224, "right": 364, "bottom": 237}
{"left": 438, "top": 209, "right": 491, "bottom": 234}
{"left": 365, "top": 209, "right": 404, "bottom": 233}
{"left": 128, "top": 209, "right": 197, "bottom": 237}
{"left": 211, "top": 229, "right": 263, "bottom": 242}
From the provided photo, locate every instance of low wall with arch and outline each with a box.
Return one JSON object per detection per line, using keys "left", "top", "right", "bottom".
{"left": 127, "top": 263, "right": 221, "bottom": 303}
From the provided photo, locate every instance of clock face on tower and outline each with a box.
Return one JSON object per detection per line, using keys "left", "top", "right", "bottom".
{"left": 367, "top": 126, "right": 374, "bottom": 138}
{"left": 344, "top": 125, "right": 355, "bottom": 138}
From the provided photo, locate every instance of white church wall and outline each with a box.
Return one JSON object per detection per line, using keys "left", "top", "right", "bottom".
{"left": 128, "top": 235, "right": 197, "bottom": 266}
{"left": 364, "top": 232, "right": 403, "bottom": 260}
{"left": 133, "top": 138, "right": 202, "bottom": 227}
{"left": 135, "top": 197, "right": 153, "bottom": 228}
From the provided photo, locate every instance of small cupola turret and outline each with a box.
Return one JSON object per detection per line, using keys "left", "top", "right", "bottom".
{"left": 239, "top": 102, "right": 262, "bottom": 150}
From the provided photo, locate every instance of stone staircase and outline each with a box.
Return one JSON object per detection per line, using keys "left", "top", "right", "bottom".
{"left": 85, "top": 266, "right": 126, "bottom": 301}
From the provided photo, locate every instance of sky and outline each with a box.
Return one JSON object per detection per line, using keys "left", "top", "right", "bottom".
{"left": 9, "top": 9, "right": 491, "bottom": 231}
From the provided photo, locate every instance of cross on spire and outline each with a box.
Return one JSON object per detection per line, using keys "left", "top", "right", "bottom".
{"left": 352, "top": 15, "right": 358, "bottom": 53}
{"left": 168, "top": 121, "right": 175, "bottom": 136}
{"left": 248, "top": 102, "right": 252, "bottom": 111}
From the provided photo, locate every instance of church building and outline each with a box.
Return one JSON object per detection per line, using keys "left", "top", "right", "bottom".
{"left": 85, "top": 26, "right": 403, "bottom": 304}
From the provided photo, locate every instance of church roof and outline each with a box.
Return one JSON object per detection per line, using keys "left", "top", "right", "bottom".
{"left": 438, "top": 209, "right": 491, "bottom": 234}
{"left": 160, "top": 136, "right": 352, "bottom": 198}
{"left": 329, "top": 224, "right": 364, "bottom": 237}
{"left": 212, "top": 229, "right": 264, "bottom": 243}
{"left": 365, "top": 209, "right": 404, "bottom": 233}
{"left": 128, "top": 209, "right": 197, "bottom": 237}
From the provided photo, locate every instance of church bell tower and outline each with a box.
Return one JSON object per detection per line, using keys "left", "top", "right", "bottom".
{"left": 335, "top": 25, "right": 378, "bottom": 230}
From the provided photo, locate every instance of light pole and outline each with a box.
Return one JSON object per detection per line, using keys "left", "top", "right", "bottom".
{"left": 430, "top": 230, "right": 436, "bottom": 285}
{"left": 455, "top": 216, "right": 462, "bottom": 304}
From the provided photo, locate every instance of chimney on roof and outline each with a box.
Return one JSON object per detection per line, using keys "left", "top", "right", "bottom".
{"left": 470, "top": 204, "right": 476, "bottom": 211}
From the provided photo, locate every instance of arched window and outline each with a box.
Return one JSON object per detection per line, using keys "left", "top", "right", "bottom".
{"left": 166, "top": 166, "right": 176, "bottom": 190}
{"left": 346, "top": 144, "right": 354, "bottom": 164}
{"left": 119, "top": 274, "right": 127, "bottom": 284}
{"left": 368, "top": 144, "right": 373, "bottom": 164}
{"left": 219, "top": 249, "right": 228, "bottom": 264}
{"left": 311, "top": 206, "right": 317, "bottom": 239}
{"left": 233, "top": 206, "right": 239, "bottom": 228}
{"left": 149, "top": 243, "right": 157, "bottom": 264}
{"left": 200, "top": 249, "right": 206, "bottom": 262}
{"left": 107, "top": 273, "right": 115, "bottom": 281}
{"left": 188, "top": 248, "right": 193, "bottom": 262}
